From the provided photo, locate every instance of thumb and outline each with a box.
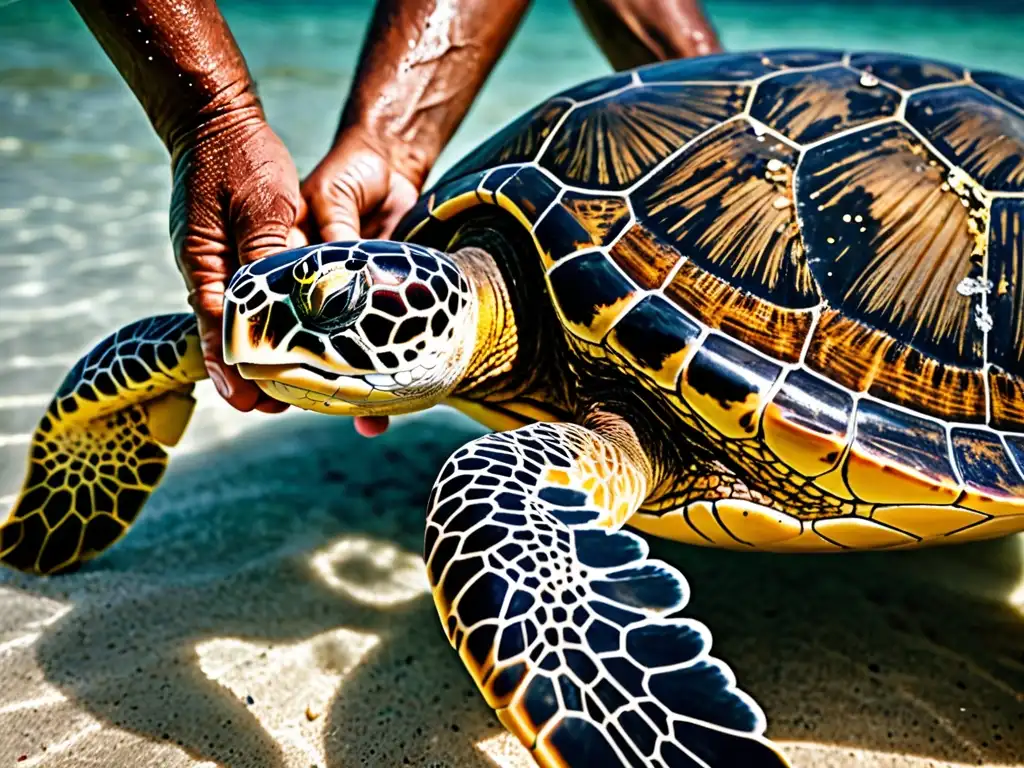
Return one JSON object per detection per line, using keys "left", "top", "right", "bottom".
{"left": 232, "top": 185, "right": 304, "bottom": 265}
{"left": 306, "top": 150, "right": 391, "bottom": 243}
{"left": 189, "top": 286, "right": 262, "bottom": 412}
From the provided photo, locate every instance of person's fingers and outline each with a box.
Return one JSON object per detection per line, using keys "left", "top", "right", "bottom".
{"left": 172, "top": 227, "right": 263, "bottom": 412}
{"left": 354, "top": 415, "right": 390, "bottom": 437}
{"left": 286, "top": 224, "right": 308, "bottom": 249}
{"left": 375, "top": 176, "right": 421, "bottom": 240}
{"left": 189, "top": 287, "right": 263, "bottom": 412}
{"left": 303, "top": 150, "right": 392, "bottom": 243}
{"left": 286, "top": 195, "right": 311, "bottom": 249}
{"left": 232, "top": 182, "right": 303, "bottom": 265}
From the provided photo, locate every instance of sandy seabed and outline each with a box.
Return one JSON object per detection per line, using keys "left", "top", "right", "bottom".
{"left": 0, "top": 395, "right": 1022, "bottom": 768}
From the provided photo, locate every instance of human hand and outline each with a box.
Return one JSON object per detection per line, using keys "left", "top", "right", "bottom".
{"left": 170, "top": 109, "right": 308, "bottom": 414}
{"left": 300, "top": 129, "right": 422, "bottom": 243}
{"left": 299, "top": 129, "right": 425, "bottom": 437}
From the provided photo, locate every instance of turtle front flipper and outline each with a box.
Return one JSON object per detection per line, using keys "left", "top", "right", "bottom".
{"left": 1, "top": 313, "right": 206, "bottom": 575}
{"left": 425, "top": 419, "right": 788, "bottom": 767}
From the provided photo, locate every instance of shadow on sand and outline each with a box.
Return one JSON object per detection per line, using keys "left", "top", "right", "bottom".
{"left": 1, "top": 408, "right": 1022, "bottom": 766}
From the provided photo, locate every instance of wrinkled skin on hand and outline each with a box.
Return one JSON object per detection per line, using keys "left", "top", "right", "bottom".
{"left": 301, "top": 129, "right": 421, "bottom": 244}
{"left": 170, "top": 111, "right": 308, "bottom": 414}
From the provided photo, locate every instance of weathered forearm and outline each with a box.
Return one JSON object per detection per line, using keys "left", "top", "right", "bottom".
{"left": 70, "top": 0, "right": 262, "bottom": 155}
{"left": 572, "top": 0, "right": 722, "bottom": 70}
{"left": 337, "top": 0, "right": 532, "bottom": 187}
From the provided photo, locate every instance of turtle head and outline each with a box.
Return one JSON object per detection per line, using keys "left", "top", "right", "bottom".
{"left": 223, "top": 241, "right": 478, "bottom": 416}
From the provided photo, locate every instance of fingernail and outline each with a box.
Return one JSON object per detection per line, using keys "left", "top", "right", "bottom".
{"left": 208, "top": 362, "right": 235, "bottom": 401}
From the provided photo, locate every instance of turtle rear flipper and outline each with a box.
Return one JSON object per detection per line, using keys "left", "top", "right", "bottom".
{"left": 1, "top": 313, "right": 205, "bottom": 575}
{"left": 425, "top": 419, "right": 788, "bottom": 767}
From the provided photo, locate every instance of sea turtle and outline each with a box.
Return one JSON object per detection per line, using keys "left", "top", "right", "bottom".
{"left": 4, "top": 47, "right": 1024, "bottom": 767}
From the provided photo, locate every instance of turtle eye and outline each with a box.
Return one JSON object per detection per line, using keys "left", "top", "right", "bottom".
{"left": 296, "top": 272, "right": 367, "bottom": 333}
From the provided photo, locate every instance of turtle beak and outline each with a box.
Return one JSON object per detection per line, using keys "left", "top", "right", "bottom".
{"left": 235, "top": 362, "right": 402, "bottom": 412}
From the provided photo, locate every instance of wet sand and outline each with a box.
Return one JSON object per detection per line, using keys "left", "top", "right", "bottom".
{"left": 1, "top": 403, "right": 1022, "bottom": 767}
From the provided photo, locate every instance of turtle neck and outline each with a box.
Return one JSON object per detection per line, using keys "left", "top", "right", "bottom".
{"left": 451, "top": 247, "right": 519, "bottom": 395}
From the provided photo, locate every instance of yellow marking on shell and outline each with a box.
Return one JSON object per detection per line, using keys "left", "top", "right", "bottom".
{"left": 562, "top": 194, "right": 631, "bottom": 247}
{"left": 925, "top": 97, "right": 1024, "bottom": 191}
{"left": 990, "top": 368, "right": 1024, "bottom": 432}
{"left": 607, "top": 333, "right": 695, "bottom": 391}
{"left": 813, "top": 464, "right": 856, "bottom": 500}
{"left": 430, "top": 190, "right": 482, "bottom": 222}
{"left": 608, "top": 224, "right": 682, "bottom": 290}
{"left": 144, "top": 389, "right": 196, "bottom": 448}
{"left": 679, "top": 505, "right": 737, "bottom": 548}
{"left": 713, "top": 499, "right": 804, "bottom": 545}
{"left": 954, "top": 432, "right": 1024, "bottom": 515}
{"left": 762, "top": 402, "right": 847, "bottom": 477}
{"left": 679, "top": 501, "right": 736, "bottom": 546}
{"left": 678, "top": 379, "right": 769, "bottom": 440}
{"left": 629, "top": 509, "right": 719, "bottom": 547}
{"left": 871, "top": 504, "right": 988, "bottom": 538}
{"left": 562, "top": 291, "right": 639, "bottom": 345}
{"left": 496, "top": 190, "right": 539, "bottom": 236}
{"left": 844, "top": 445, "right": 962, "bottom": 505}
{"left": 805, "top": 310, "right": 893, "bottom": 394}
{"left": 665, "top": 260, "right": 815, "bottom": 363}
{"left": 477, "top": 184, "right": 496, "bottom": 206}
{"left": 399, "top": 215, "right": 430, "bottom": 240}
{"left": 492, "top": 187, "right": 569, "bottom": 278}
{"left": 630, "top": 507, "right": 843, "bottom": 552}
{"left": 807, "top": 308, "right": 988, "bottom": 426}
{"left": 942, "top": 514, "right": 1024, "bottom": 544}
{"left": 961, "top": 488, "right": 1024, "bottom": 517}
{"left": 812, "top": 516, "right": 917, "bottom": 548}
{"left": 774, "top": 529, "right": 844, "bottom": 552}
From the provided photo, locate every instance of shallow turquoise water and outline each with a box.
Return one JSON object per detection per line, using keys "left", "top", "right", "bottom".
{"left": 0, "top": 0, "right": 1022, "bottom": 479}
{"left": 1, "top": 0, "right": 1022, "bottom": 178}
